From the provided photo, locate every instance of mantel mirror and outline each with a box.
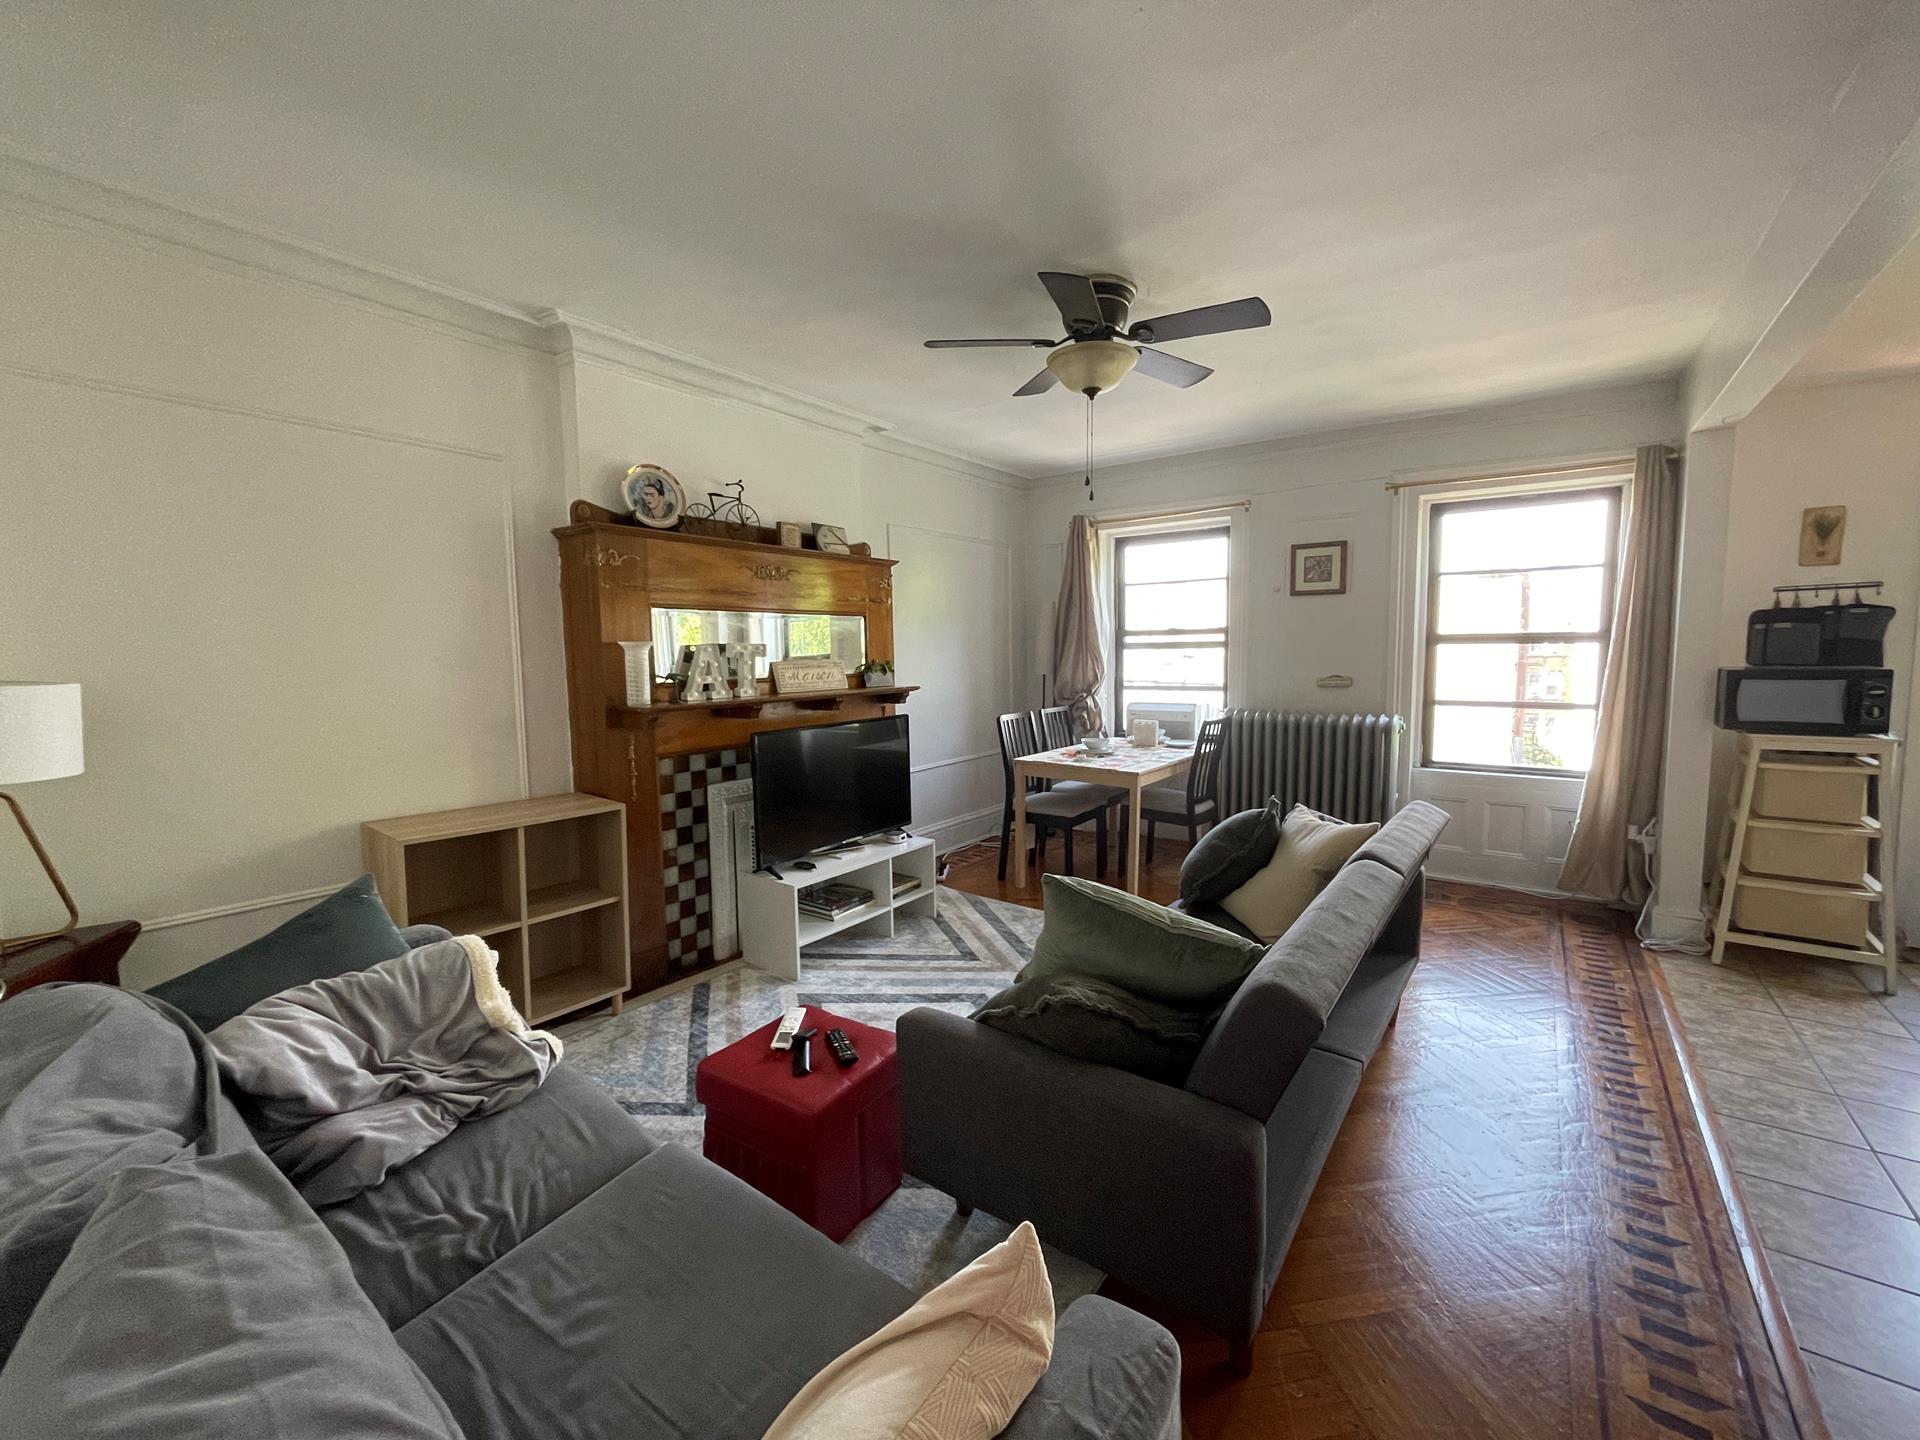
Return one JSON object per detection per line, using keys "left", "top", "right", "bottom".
{"left": 650, "top": 607, "right": 867, "bottom": 678}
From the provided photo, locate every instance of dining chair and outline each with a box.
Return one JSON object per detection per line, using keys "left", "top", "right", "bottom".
{"left": 994, "top": 712, "right": 1118, "bottom": 882}
{"left": 1127, "top": 716, "right": 1224, "bottom": 861}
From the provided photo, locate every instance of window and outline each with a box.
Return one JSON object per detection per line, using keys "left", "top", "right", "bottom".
{"left": 1114, "top": 528, "right": 1229, "bottom": 725}
{"left": 1422, "top": 488, "right": 1620, "bottom": 773}
{"left": 782, "top": 614, "right": 832, "bottom": 657}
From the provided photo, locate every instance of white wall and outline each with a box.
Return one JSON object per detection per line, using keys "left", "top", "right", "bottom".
{"left": 1023, "top": 381, "right": 1683, "bottom": 886}
{"left": 1654, "top": 374, "right": 1920, "bottom": 947}
{"left": 1722, "top": 377, "right": 1919, "bottom": 938}
{"left": 560, "top": 330, "right": 1028, "bottom": 854}
{"left": 0, "top": 178, "right": 1028, "bottom": 991}
{"left": 0, "top": 180, "right": 572, "bottom": 988}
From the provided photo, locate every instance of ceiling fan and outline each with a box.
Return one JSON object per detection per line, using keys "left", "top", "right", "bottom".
{"left": 924, "top": 272, "right": 1270, "bottom": 398}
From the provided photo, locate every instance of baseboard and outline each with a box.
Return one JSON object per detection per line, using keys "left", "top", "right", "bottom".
{"left": 1644, "top": 903, "right": 1710, "bottom": 949}
{"left": 914, "top": 805, "right": 1002, "bottom": 856}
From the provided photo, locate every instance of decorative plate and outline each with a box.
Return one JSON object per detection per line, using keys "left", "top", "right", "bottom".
{"left": 623, "top": 464, "right": 687, "bottom": 529}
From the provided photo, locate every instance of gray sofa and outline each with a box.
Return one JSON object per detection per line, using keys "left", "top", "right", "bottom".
{"left": 898, "top": 800, "right": 1449, "bottom": 1369}
{"left": 0, "top": 974, "right": 1182, "bottom": 1436}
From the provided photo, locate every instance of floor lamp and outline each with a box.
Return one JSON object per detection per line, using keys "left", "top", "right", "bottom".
{"left": 0, "top": 682, "right": 84, "bottom": 954}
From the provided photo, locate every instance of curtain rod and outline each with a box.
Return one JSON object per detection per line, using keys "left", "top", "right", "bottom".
{"left": 1385, "top": 460, "right": 1628, "bottom": 493}
{"left": 1382, "top": 452, "right": 1667, "bottom": 493}
{"left": 1089, "top": 500, "right": 1252, "bottom": 528}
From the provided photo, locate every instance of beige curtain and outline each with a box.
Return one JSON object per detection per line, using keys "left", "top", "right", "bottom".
{"left": 1051, "top": 515, "right": 1106, "bottom": 736}
{"left": 1560, "top": 445, "right": 1682, "bottom": 906}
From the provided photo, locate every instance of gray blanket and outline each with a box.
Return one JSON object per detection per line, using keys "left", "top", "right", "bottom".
{"left": 210, "top": 935, "right": 562, "bottom": 1207}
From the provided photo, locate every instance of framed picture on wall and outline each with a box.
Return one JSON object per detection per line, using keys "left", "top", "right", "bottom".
{"left": 1289, "top": 540, "right": 1349, "bottom": 596}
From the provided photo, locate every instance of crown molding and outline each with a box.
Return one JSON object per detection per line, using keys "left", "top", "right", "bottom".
{"left": 546, "top": 309, "right": 878, "bottom": 439}
{"left": 859, "top": 429, "right": 1034, "bottom": 494}
{"left": 545, "top": 310, "right": 1030, "bottom": 489}
{"left": 0, "top": 145, "right": 555, "bottom": 356}
{"left": 1030, "top": 377, "right": 1683, "bottom": 489}
{"left": 0, "top": 147, "right": 1029, "bottom": 487}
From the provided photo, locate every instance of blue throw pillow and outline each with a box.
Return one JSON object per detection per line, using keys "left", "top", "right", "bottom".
{"left": 147, "top": 875, "right": 410, "bottom": 1031}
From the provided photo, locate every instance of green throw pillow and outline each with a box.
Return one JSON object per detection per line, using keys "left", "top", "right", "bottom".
{"left": 1022, "top": 873, "right": 1266, "bottom": 1008}
{"left": 974, "top": 974, "right": 1216, "bottom": 1084}
{"left": 147, "top": 875, "right": 411, "bottom": 1031}
{"left": 1178, "top": 799, "right": 1283, "bottom": 903}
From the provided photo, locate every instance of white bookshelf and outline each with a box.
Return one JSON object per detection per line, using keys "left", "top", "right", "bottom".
{"left": 736, "top": 834, "right": 938, "bottom": 981}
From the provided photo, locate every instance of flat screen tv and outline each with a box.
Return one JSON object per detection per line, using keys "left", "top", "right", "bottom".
{"left": 750, "top": 715, "right": 912, "bottom": 871}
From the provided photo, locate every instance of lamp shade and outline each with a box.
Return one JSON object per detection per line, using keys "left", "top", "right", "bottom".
{"left": 0, "top": 683, "right": 84, "bottom": 785}
{"left": 1045, "top": 339, "right": 1139, "bottom": 397}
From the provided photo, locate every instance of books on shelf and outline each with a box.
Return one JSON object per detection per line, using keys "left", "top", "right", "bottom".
{"left": 798, "top": 882, "right": 874, "bottom": 919}
{"left": 890, "top": 876, "right": 921, "bottom": 899}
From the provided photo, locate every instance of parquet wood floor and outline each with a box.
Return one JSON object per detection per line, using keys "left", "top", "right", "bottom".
{"left": 940, "top": 841, "right": 1821, "bottom": 1440}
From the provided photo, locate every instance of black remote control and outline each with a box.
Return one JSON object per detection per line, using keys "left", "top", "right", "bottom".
{"left": 790, "top": 1028, "right": 818, "bottom": 1077}
{"left": 825, "top": 1028, "right": 858, "bottom": 1067}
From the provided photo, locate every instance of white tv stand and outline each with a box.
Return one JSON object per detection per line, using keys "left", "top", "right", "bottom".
{"left": 736, "top": 833, "right": 938, "bottom": 981}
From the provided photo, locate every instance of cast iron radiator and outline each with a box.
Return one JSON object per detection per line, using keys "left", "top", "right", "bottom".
{"left": 1217, "top": 709, "right": 1405, "bottom": 823}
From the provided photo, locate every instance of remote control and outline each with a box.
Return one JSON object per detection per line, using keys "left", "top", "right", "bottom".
{"left": 790, "top": 1028, "right": 818, "bottom": 1077}
{"left": 771, "top": 1006, "right": 807, "bottom": 1051}
{"left": 825, "top": 1028, "right": 858, "bottom": 1067}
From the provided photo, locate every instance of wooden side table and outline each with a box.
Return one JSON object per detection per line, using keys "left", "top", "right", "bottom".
{"left": 0, "top": 920, "right": 140, "bottom": 1001}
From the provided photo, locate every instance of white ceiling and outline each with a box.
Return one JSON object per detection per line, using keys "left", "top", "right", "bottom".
{"left": 1783, "top": 229, "right": 1920, "bottom": 390}
{"left": 0, "top": 1, "right": 1889, "bottom": 474}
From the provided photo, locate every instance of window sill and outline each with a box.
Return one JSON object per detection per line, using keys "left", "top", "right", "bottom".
{"left": 1414, "top": 764, "right": 1588, "bottom": 787}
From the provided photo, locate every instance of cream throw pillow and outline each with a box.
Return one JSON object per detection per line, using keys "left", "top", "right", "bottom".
{"left": 1219, "top": 804, "right": 1379, "bottom": 943}
{"left": 763, "top": 1221, "right": 1055, "bottom": 1440}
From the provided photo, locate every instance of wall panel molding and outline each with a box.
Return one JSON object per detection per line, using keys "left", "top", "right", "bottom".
{"left": 0, "top": 359, "right": 509, "bottom": 461}
{"left": 141, "top": 881, "right": 351, "bottom": 933}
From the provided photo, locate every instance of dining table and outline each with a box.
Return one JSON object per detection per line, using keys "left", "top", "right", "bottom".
{"left": 1012, "top": 741, "right": 1195, "bottom": 895}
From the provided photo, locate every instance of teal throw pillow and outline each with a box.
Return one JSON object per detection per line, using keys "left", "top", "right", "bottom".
{"left": 1022, "top": 873, "right": 1266, "bottom": 1009}
{"left": 147, "top": 875, "right": 411, "bottom": 1031}
{"left": 974, "top": 974, "right": 1217, "bottom": 1084}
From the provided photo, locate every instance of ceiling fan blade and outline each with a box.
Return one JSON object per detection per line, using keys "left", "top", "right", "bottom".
{"left": 1038, "top": 271, "right": 1105, "bottom": 333}
{"left": 1132, "top": 346, "right": 1213, "bottom": 388}
{"left": 924, "top": 338, "right": 1057, "bottom": 349}
{"left": 1013, "top": 367, "right": 1060, "bottom": 397}
{"left": 1128, "top": 296, "right": 1271, "bottom": 345}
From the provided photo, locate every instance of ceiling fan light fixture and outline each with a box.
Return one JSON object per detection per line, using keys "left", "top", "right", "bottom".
{"left": 1045, "top": 339, "right": 1138, "bottom": 397}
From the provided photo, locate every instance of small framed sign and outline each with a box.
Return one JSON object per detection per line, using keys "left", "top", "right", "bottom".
{"left": 770, "top": 659, "right": 845, "bottom": 695}
{"left": 1289, "top": 540, "right": 1349, "bottom": 596}
{"left": 1799, "top": 506, "right": 1846, "bottom": 566}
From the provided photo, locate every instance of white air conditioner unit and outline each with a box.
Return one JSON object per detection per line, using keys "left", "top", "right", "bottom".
{"left": 1124, "top": 701, "right": 1210, "bottom": 741}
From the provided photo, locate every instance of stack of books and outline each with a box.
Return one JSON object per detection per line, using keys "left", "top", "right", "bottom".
{"left": 798, "top": 882, "right": 873, "bottom": 920}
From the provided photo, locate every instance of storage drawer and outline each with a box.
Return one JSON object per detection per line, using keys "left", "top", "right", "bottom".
{"left": 1733, "top": 883, "right": 1872, "bottom": 947}
{"left": 1743, "top": 827, "right": 1871, "bottom": 886}
{"left": 1751, "top": 763, "right": 1869, "bottom": 825}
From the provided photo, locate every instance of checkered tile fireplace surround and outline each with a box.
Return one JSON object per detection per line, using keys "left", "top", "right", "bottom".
{"left": 657, "top": 748, "right": 751, "bottom": 970}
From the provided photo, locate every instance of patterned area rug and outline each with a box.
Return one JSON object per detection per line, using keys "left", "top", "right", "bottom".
{"left": 555, "top": 886, "right": 1104, "bottom": 1303}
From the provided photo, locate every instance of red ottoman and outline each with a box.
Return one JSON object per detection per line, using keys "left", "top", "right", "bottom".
{"left": 695, "top": 1005, "right": 902, "bottom": 1241}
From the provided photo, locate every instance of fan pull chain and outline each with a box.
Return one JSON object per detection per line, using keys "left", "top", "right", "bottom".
{"left": 1084, "top": 396, "right": 1095, "bottom": 505}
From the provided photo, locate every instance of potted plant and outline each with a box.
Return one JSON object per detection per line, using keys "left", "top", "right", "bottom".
{"left": 858, "top": 660, "right": 895, "bottom": 689}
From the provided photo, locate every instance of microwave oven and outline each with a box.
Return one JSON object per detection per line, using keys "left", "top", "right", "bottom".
{"left": 1715, "top": 666, "right": 1892, "bottom": 735}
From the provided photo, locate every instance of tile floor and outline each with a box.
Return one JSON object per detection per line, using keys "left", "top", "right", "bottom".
{"left": 1658, "top": 946, "right": 1920, "bottom": 1439}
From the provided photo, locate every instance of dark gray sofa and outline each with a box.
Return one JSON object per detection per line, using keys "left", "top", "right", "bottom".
{"left": 0, "top": 974, "right": 1182, "bottom": 1436}
{"left": 897, "top": 800, "right": 1449, "bottom": 1370}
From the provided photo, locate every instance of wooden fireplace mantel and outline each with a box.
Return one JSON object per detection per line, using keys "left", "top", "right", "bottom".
{"left": 553, "top": 512, "right": 905, "bottom": 992}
